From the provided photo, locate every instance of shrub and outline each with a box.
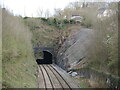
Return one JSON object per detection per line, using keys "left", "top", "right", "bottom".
{"left": 23, "top": 17, "right": 29, "bottom": 19}
{"left": 41, "top": 17, "right": 48, "bottom": 22}
{"left": 70, "top": 19, "right": 76, "bottom": 24}
{"left": 63, "top": 19, "right": 69, "bottom": 24}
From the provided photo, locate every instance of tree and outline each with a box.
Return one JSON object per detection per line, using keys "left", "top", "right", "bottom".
{"left": 45, "top": 9, "right": 50, "bottom": 18}
{"left": 54, "top": 8, "right": 63, "bottom": 19}
{"left": 37, "top": 8, "right": 43, "bottom": 17}
{"left": 63, "top": 7, "right": 73, "bottom": 19}
{"left": 68, "top": 2, "right": 82, "bottom": 10}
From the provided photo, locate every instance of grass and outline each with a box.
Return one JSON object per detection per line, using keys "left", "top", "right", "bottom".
{"left": 23, "top": 18, "right": 59, "bottom": 47}
{"left": 3, "top": 57, "right": 37, "bottom": 88}
{"left": 79, "top": 78, "right": 90, "bottom": 88}
{"left": 73, "top": 77, "right": 104, "bottom": 88}
{"left": 2, "top": 8, "right": 37, "bottom": 88}
{"left": 72, "top": 77, "right": 90, "bottom": 88}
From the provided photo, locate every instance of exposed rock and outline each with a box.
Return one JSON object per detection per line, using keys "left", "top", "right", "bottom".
{"left": 56, "top": 28, "right": 94, "bottom": 71}
{"left": 70, "top": 72, "right": 78, "bottom": 77}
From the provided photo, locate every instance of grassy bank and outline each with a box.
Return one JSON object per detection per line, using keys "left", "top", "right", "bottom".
{"left": 23, "top": 17, "right": 77, "bottom": 48}
{"left": 73, "top": 67, "right": 120, "bottom": 88}
{"left": 2, "top": 8, "right": 37, "bottom": 88}
{"left": 23, "top": 18, "right": 59, "bottom": 47}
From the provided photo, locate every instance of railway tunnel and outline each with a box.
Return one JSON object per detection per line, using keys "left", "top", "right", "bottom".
{"left": 36, "top": 50, "right": 53, "bottom": 64}
{"left": 33, "top": 46, "right": 79, "bottom": 88}
{"left": 34, "top": 46, "right": 54, "bottom": 64}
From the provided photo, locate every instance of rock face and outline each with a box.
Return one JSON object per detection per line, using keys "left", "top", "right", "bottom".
{"left": 56, "top": 28, "right": 94, "bottom": 71}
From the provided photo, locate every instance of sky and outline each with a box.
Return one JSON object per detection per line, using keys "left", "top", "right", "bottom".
{"left": 0, "top": 0, "right": 119, "bottom": 17}
{"left": 0, "top": 0, "right": 78, "bottom": 17}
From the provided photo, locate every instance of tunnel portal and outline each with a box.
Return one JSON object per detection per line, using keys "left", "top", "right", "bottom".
{"left": 36, "top": 50, "right": 53, "bottom": 64}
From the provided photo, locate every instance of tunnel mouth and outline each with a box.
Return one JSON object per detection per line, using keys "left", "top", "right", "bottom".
{"left": 36, "top": 50, "right": 53, "bottom": 64}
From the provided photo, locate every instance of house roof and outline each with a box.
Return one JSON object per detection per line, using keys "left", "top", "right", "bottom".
{"left": 71, "top": 11, "right": 80, "bottom": 16}
{"left": 72, "top": 15, "right": 80, "bottom": 17}
{"left": 97, "top": 8, "right": 106, "bottom": 14}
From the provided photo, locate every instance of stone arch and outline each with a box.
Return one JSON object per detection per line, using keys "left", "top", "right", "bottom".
{"left": 36, "top": 50, "right": 53, "bottom": 64}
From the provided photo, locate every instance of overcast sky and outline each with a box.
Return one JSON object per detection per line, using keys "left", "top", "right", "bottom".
{"left": 1, "top": 0, "right": 78, "bottom": 17}
{"left": 0, "top": 0, "right": 119, "bottom": 17}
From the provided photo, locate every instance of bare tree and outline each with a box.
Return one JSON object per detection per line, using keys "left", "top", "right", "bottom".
{"left": 63, "top": 7, "right": 73, "bottom": 19}
{"left": 37, "top": 8, "right": 43, "bottom": 17}
{"left": 54, "top": 8, "right": 63, "bottom": 18}
{"left": 68, "top": 1, "right": 82, "bottom": 10}
{"left": 45, "top": 9, "right": 50, "bottom": 18}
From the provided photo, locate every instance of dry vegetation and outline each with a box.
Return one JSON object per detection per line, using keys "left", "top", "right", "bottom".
{"left": 53, "top": 2, "right": 119, "bottom": 88}
{"left": 54, "top": 2, "right": 118, "bottom": 76}
{"left": 2, "top": 8, "right": 37, "bottom": 88}
{"left": 23, "top": 18, "right": 59, "bottom": 47}
{"left": 23, "top": 17, "right": 78, "bottom": 49}
{"left": 86, "top": 3, "right": 118, "bottom": 76}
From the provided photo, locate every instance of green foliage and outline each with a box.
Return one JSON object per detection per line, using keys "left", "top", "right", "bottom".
{"left": 70, "top": 19, "right": 76, "bottom": 24}
{"left": 107, "top": 60, "right": 118, "bottom": 73}
{"left": 53, "top": 18, "right": 57, "bottom": 24}
{"left": 23, "top": 17, "right": 29, "bottom": 19}
{"left": 41, "top": 17, "right": 48, "bottom": 22}
{"left": 41, "top": 17, "right": 76, "bottom": 30}
{"left": 63, "top": 19, "right": 69, "bottom": 24}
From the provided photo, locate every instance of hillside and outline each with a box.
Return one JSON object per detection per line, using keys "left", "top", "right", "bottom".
{"left": 2, "top": 9, "right": 37, "bottom": 88}
{"left": 1, "top": 9, "right": 82, "bottom": 88}
{"left": 23, "top": 18, "right": 59, "bottom": 47}
{"left": 1, "top": 1, "right": 119, "bottom": 88}
{"left": 23, "top": 17, "right": 81, "bottom": 55}
{"left": 54, "top": 3, "right": 119, "bottom": 88}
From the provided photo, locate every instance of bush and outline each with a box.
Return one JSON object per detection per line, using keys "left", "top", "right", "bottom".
{"left": 70, "top": 19, "right": 76, "bottom": 24}
{"left": 23, "top": 17, "right": 29, "bottom": 19}
{"left": 81, "top": 3, "right": 118, "bottom": 76}
{"left": 81, "top": 17, "right": 92, "bottom": 28}
{"left": 87, "top": 12, "right": 118, "bottom": 76}
{"left": 41, "top": 17, "right": 48, "bottom": 22}
{"left": 53, "top": 18, "right": 57, "bottom": 24}
{"left": 63, "top": 19, "right": 69, "bottom": 24}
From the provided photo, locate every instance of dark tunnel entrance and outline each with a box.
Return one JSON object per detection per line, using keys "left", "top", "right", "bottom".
{"left": 36, "top": 50, "right": 53, "bottom": 64}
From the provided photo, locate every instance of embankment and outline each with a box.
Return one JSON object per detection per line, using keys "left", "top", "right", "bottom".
{"left": 55, "top": 27, "right": 119, "bottom": 88}
{"left": 2, "top": 8, "right": 37, "bottom": 88}
{"left": 74, "top": 68, "right": 120, "bottom": 88}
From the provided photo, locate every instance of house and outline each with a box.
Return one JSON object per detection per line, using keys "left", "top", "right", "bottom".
{"left": 63, "top": 10, "right": 83, "bottom": 23}
{"left": 97, "top": 8, "right": 113, "bottom": 19}
{"left": 70, "top": 14, "right": 83, "bottom": 22}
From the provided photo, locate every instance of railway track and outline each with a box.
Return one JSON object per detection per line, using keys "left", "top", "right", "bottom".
{"left": 38, "top": 64, "right": 79, "bottom": 89}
